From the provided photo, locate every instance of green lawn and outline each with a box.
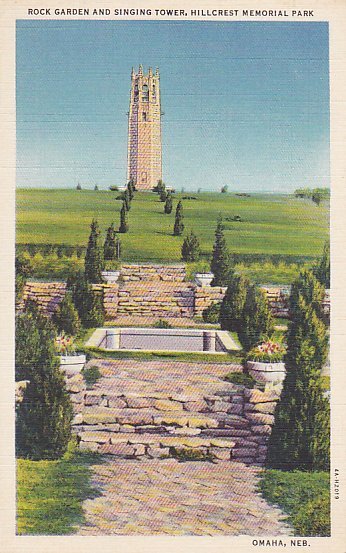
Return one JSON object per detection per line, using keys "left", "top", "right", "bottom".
{"left": 16, "top": 444, "right": 101, "bottom": 535}
{"left": 17, "top": 189, "right": 329, "bottom": 261}
{"left": 259, "top": 470, "right": 330, "bottom": 536}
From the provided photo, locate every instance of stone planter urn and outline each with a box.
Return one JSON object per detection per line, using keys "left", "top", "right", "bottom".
{"left": 194, "top": 272, "right": 214, "bottom": 287}
{"left": 247, "top": 360, "right": 286, "bottom": 391}
{"left": 59, "top": 354, "right": 86, "bottom": 375}
{"left": 101, "top": 270, "right": 120, "bottom": 283}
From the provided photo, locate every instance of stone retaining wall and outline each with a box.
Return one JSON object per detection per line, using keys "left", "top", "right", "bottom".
{"left": 116, "top": 282, "right": 195, "bottom": 318}
{"left": 194, "top": 286, "right": 227, "bottom": 317}
{"left": 21, "top": 266, "right": 331, "bottom": 322}
{"left": 120, "top": 264, "right": 186, "bottom": 282}
{"left": 68, "top": 366, "right": 281, "bottom": 465}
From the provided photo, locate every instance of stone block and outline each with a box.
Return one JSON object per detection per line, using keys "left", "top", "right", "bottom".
{"left": 246, "top": 412, "right": 275, "bottom": 425}
{"left": 210, "top": 438, "right": 235, "bottom": 448}
{"left": 154, "top": 399, "right": 183, "bottom": 411}
{"left": 187, "top": 416, "right": 218, "bottom": 429}
{"left": 232, "top": 457, "right": 255, "bottom": 464}
{"left": 244, "top": 388, "right": 280, "bottom": 403}
{"left": 133, "top": 444, "right": 146, "bottom": 456}
{"left": 226, "top": 404, "right": 244, "bottom": 415}
{"left": 250, "top": 424, "right": 272, "bottom": 435}
{"left": 232, "top": 448, "right": 258, "bottom": 458}
{"left": 209, "top": 401, "right": 229, "bottom": 413}
{"left": 119, "top": 424, "right": 136, "bottom": 433}
{"left": 183, "top": 400, "right": 208, "bottom": 412}
{"left": 245, "top": 402, "right": 277, "bottom": 415}
{"left": 147, "top": 446, "right": 170, "bottom": 459}
{"left": 79, "top": 441, "right": 99, "bottom": 453}
{"left": 70, "top": 392, "right": 85, "bottom": 404}
{"left": 72, "top": 413, "right": 83, "bottom": 425}
{"left": 126, "top": 397, "right": 154, "bottom": 408}
{"left": 79, "top": 431, "right": 111, "bottom": 444}
{"left": 210, "top": 447, "right": 231, "bottom": 461}
{"left": 99, "top": 443, "right": 135, "bottom": 457}
{"left": 154, "top": 415, "right": 188, "bottom": 427}
{"left": 169, "top": 427, "right": 201, "bottom": 436}
{"left": 107, "top": 397, "right": 127, "bottom": 409}
{"left": 65, "top": 374, "right": 86, "bottom": 393}
{"left": 85, "top": 393, "right": 101, "bottom": 406}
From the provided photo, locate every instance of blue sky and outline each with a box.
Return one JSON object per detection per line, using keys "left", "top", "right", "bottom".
{"left": 16, "top": 21, "right": 329, "bottom": 191}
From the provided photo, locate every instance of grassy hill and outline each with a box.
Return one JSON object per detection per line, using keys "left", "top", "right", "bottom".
{"left": 17, "top": 189, "right": 328, "bottom": 260}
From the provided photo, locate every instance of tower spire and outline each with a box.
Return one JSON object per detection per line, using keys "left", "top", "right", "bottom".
{"left": 126, "top": 66, "right": 162, "bottom": 190}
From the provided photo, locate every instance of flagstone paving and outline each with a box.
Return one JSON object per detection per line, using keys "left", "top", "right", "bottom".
{"left": 77, "top": 458, "right": 291, "bottom": 536}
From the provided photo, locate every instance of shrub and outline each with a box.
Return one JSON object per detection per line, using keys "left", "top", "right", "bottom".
{"left": 210, "top": 216, "right": 232, "bottom": 286}
{"left": 119, "top": 202, "right": 129, "bottom": 233}
{"left": 202, "top": 302, "right": 220, "bottom": 324}
{"left": 84, "top": 291, "right": 105, "bottom": 328}
{"left": 84, "top": 219, "right": 104, "bottom": 283}
{"left": 153, "top": 319, "right": 172, "bottom": 329}
{"left": 239, "top": 285, "right": 274, "bottom": 350}
{"left": 224, "top": 371, "right": 256, "bottom": 388}
{"left": 109, "top": 185, "right": 119, "bottom": 191}
{"left": 82, "top": 365, "right": 102, "bottom": 389}
{"left": 52, "top": 292, "right": 80, "bottom": 336}
{"left": 267, "top": 270, "right": 329, "bottom": 471}
{"left": 16, "top": 301, "right": 73, "bottom": 460}
{"left": 103, "top": 223, "right": 117, "bottom": 261}
{"left": 221, "top": 185, "right": 228, "bottom": 193}
{"left": 164, "top": 192, "right": 173, "bottom": 214}
{"left": 181, "top": 230, "right": 200, "bottom": 262}
{"left": 170, "top": 447, "right": 215, "bottom": 462}
{"left": 173, "top": 201, "right": 184, "bottom": 236}
{"left": 313, "top": 241, "right": 330, "bottom": 289}
{"left": 219, "top": 273, "right": 249, "bottom": 332}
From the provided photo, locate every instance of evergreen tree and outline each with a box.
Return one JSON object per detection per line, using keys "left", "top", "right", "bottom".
{"left": 164, "top": 192, "right": 173, "bottom": 214}
{"left": 83, "top": 290, "right": 105, "bottom": 328}
{"left": 156, "top": 179, "right": 165, "bottom": 195}
{"left": 290, "top": 268, "right": 325, "bottom": 321}
{"left": 84, "top": 219, "right": 104, "bottom": 283}
{"left": 68, "top": 272, "right": 105, "bottom": 328}
{"left": 239, "top": 285, "right": 274, "bottom": 350}
{"left": 94, "top": 184, "right": 99, "bottom": 191}
{"left": 181, "top": 231, "right": 200, "bottom": 262}
{"left": 104, "top": 223, "right": 117, "bottom": 260}
{"left": 16, "top": 301, "right": 73, "bottom": 460}
{"left": 313, "top": 242, "right": 330, "bottom": 288}
{"left": 210, "top": 216, "right": 231, "bottom": 286}
{"left": 160, "top": 188, "right": 167, "bottom": 202}
{"left": 52, "top": 292, "right": 80, "bottom": 336}
{"left": 267, "top": 271, "right": 329, "bottom": 471}
{"left": 123, "top": 188, "right": 131, "bottom": 211}
{"left": 219, "top": 273, "right": 249, "bottom": 332}
{"left": 119, "top": 202, "right": 129, "bottom": 233}
{"left": 173, "top": 201, "right": 184, "bottom": 236}
{"left": 127, "top": 180, "right": 134, "bottom": 201}
{"left": 76, "top": 182, "right": 82, "bottom": 190}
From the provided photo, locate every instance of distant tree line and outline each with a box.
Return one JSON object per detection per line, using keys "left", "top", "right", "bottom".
{"left": 294, "top": 187, "right": 330, "bottom": 206}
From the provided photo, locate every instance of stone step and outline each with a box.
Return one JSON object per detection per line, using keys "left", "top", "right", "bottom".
{"left": 78, "top": 431, "right": 236, "bottom": 460}
{"left": 79, "top": 407, "right": 247, "bottom": 429}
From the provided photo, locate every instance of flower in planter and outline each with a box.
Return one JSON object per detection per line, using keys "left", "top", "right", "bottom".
{"left": 247, "top": 339, "right": 286, "bottom": 363}
{"left": 54, "top": 334, "right": 76, "bottom": 356}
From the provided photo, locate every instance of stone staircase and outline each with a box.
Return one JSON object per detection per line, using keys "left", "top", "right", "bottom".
{"left": 69, "top": 359, "right": 280, "bottom": 465}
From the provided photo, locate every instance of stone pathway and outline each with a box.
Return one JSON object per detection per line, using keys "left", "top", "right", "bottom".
{"left": 77, "top": 458, "right": 291, "bottom": 536}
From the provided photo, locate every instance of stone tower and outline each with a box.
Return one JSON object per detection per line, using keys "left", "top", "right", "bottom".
{"left": 127, "top": 65, "right": 162, "bottom": 190}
